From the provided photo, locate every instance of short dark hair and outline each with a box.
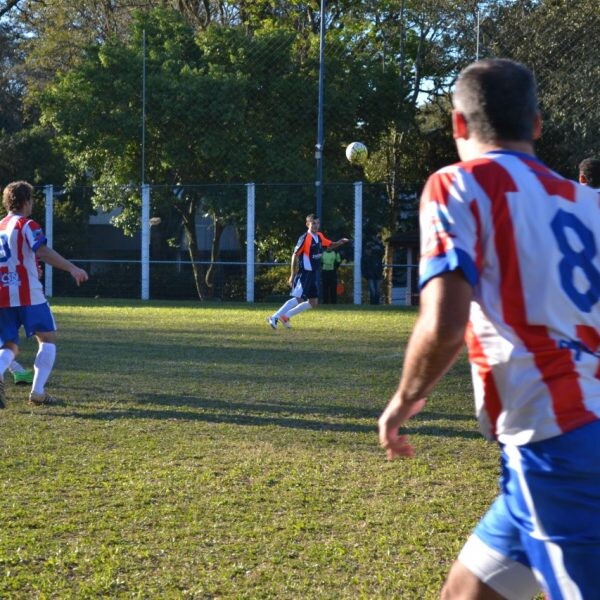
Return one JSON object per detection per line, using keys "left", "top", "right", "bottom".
{"left": 578, "top": 157, "right": 600, "bottom": 188}
{"left": 2, "top": 181, "right": 33, "bottom": 214}
{"left": 453, "top": 59, "right": 539, "bottom": 143}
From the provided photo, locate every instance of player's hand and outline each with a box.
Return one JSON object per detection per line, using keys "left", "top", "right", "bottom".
{"left": 378, "top": 395, "right": 426, "bottom": 460}
{"left": 339, "top": 237, "right": 350, "bottom": 244}
{"left": 70, "top": 267, "right": 89, "bottom": 286}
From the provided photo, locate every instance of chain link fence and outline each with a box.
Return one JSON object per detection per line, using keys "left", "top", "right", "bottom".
{"left": 34, "top": 182, "right": 420, "bottom": 304}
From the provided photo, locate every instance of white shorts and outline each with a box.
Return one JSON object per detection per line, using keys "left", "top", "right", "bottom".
{"left": 458, "top": 534, "right": 541, "bottom": 600}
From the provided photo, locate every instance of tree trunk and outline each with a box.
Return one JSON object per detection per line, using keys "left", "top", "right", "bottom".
{"left": 205, "top": 216, "right": 224, "bottom": 298}
{"left": 176, "top": 199, "right": 204, "bottom": 301}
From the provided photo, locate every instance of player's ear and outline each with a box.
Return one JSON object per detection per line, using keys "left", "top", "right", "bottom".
{"left": 579, "top": 173, "right": 587, "bottom": 185}
{"left": 452, "top": 110, "right": 469, "bottom": 140}
{"left": 532, "top": 110, "right": 542, "bottom": 141}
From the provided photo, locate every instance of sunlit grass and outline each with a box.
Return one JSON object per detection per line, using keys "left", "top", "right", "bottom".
{"left": 0, "top": 299, "right": 500, "bottom": 598}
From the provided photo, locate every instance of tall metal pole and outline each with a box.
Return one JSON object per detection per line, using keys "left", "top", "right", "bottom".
{"left": 141, "top": 29, "right": 146, "bottom": 185}
{"left": 315, "top": 0, "right": 326, "bottom": 220}
{"left": 476, "top": 9, "right": 480, "bottom": 60}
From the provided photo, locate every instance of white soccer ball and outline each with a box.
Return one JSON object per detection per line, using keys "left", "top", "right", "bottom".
{"left": 345, "top": 141, "right": 368, "bottom": 165}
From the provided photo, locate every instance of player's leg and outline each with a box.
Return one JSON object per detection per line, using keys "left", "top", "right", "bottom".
{"left": 442, "top": 490, "right": 541, "bottom": 600}
{"left": 286, "top": 273, "right": 318, "bottom": 318}
{"left": 267, "top": 275, "right": 303, "bottom": 328}
{"left": 0, "top": 308, "right": 21, "bottom": 408}
{"left": 503, "top": 422, "right": 600, "bottom": 599}
{"left": 442, "top": 559, "right": 506, "bottom": 600}
{"left": 22, "top": 303, "right": 58, "bottom": 405}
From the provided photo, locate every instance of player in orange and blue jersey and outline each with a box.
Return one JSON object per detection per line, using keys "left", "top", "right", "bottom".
{"left": 378, "top": 59, "right": 600, "bottom": 599}
{"left": 267, "top": 214, "right": 348, "bottom": 329}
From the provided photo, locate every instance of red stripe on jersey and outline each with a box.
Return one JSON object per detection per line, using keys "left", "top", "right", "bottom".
{"left": 14, "top": 219, "right": 31, "bottom": 304}
{"left": 519, "top": 157, "right": 577, "bottom": 202}
{"left": 421, "top": 170, "right": 455, "bottom": 208}
{"left": 421, "top": 172, "right": 456, "bottom": 258}
{"left": 465, "top": 323, "right": 501, "bottom": 438}
{"left": 471, "top": 161, "right": 596, "bottom": 433}
{"left": 0, "top": 268, "right": 9, "bottom": 307}
{"left": 17, "top": 264, "right": 30, "bottom": 305}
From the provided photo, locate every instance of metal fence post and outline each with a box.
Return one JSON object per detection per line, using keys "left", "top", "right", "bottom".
{"left": 353, "top": 181, "right": 362, "bottom": 305}
{"left": 246, "top": 182, "right": 255, "bottom": 303}
{"left": 44, "top": 184, "right": 53, "bottom": 297}
{"left": 141, "top": 184, "right": 150, "bottom": 300}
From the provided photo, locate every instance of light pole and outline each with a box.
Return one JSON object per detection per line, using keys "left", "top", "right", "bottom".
{"left": 315, "top": 0, "right": 326, "bottom": 220}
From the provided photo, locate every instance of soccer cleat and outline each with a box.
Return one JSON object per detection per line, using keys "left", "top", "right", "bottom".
{"left": 267, "top": 316, "right": 278, "bottom": 329}
{"left": 279, "top": 315, "right": 292, "bottom": 329}
{"left": 28, "top": 391, "right": 59, "bottom": 406}
{"left": 0, "top": 379, "right": 5, "bottom": 409}
{"left": 13, "top": 369, "right": 33, "bottom": 385}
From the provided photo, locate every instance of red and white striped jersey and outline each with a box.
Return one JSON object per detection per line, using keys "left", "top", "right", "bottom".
{"left": 0, "top": 214, "right": 47, "bottom": 307}
{"left": 419, "top": 150, "right": 600, "bottom": 445}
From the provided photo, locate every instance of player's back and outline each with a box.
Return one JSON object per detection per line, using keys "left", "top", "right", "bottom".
{"left": 421, "top": 150, "right": 600, "bottom": 444}
{"left": 0, "top": 214, "right": 45, "bottom": 307}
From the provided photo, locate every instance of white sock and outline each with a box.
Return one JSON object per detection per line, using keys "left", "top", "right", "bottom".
{"left": 0, "top": 349, "right": 15, "bottom": 379}
{"left": 32, "top": 342, "right": 56, "bottom": 395}
{"left": 9, "top": 360, "right": 25, "bottom": 374}
{"left": 274, "top": 297, "right": 299, "bottom": 319}
{"left": 285, "top": 301, "right": 312, "bottom": 318}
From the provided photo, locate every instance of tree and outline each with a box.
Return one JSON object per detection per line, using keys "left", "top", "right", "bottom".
{"left": 37, "top": 7, "right": 372, "bottom": 299}
{"left": 480, "top": 0, "right": 600, "bottom": 178}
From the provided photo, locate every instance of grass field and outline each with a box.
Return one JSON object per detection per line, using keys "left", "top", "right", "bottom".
{"left": 0, "top": 300, "right": 501, "bottom": 599}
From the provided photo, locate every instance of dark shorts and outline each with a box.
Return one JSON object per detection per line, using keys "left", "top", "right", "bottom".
{"left": 291, "top": 270, "right": 320, "bottom": 300}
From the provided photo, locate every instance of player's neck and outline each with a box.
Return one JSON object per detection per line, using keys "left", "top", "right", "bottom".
{"left": 458, "top": 139, "right": 536, "bottom": 162}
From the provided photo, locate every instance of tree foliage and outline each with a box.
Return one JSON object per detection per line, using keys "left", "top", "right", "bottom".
{"left": 2, "top": 1, "right": 599, "bottom": 302}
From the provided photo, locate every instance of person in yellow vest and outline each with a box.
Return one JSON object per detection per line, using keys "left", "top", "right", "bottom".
{"left": 321, "top": 246, "right": 342, "bottom": 304}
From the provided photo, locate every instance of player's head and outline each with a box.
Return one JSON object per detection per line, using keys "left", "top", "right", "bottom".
{"left": 578, "top": 157, "right": 600, "bottom": 188}
{"left": 305, "top": 213, "right": 320, "bottom": 231}
{"left": 2, "top": 181, "right": 34, "bottom": 214}
{"left": 452, "top": 59, "right": 540, "bottom": 145}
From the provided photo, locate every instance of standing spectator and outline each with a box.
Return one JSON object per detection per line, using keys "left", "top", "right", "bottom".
{"left": 321, "top": 246, "right": 342, "bottom": 304}
{"left": 361, "top": 242, "right": 383, "bottom": 305}
{"left": 378, "top": 59, "right": 600, "bottom": 598}
{"left": 578, "top": 156, "right": 600, "bottom": 188}
{"left": 0, "top": 181, "right": 88, "bottom": 408}
{"left": 267, "top": 214, "right": 349, "bottom": 329}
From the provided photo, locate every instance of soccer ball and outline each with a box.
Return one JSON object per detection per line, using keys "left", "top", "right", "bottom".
{"left": 345, "top": 141, "right": 368, "bottom": 165}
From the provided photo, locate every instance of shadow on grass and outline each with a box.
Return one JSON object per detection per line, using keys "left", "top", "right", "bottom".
{"left": 58, "top": 394, "right": 481, "bottom": 439}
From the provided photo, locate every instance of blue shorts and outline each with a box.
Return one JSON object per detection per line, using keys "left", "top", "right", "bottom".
{"left": 472, "top": 420, "right": 600, "bottom": 599}
{"left": 0, "top": 303, "right": 56, "bottom": 345}
{"left": 291, "top": 270, "right": 320, "bottom": 300}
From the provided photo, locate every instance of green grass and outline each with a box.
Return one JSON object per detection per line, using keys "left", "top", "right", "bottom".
{"left": 0, "top": 300, "right": 500, "bottom": 599}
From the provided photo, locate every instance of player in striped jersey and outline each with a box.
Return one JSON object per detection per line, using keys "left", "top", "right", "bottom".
{"left": 267, "top": 214, "right": 348, "bottom": 329}
{"left": 0, "top": 181, "right": 88, "bottom": 408}
{"left": 378, "top": 59, "right": 600, "bottom": 599}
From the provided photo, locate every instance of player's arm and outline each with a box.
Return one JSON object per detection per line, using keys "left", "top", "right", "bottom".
{"left": 288, "top": 253, "right": 299, "bottom": 286}
{"left": 378, "top": 270, "right": 472, "bottom": 459}
{"left": 35, "top": 244, "right": 89, "bottom": 286}
{"left": 327, "top": 237, "right": 350, "bottom": 251}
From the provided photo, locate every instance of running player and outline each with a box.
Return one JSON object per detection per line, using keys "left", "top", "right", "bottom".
{"left": 378, "top": 59, "right": 600, "bottom": 599}
{"left": 0, "top": 181, "right": 88, "bottom": 408}
{"left": 267, "top": 214, "right": 348, "bottom": 329}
